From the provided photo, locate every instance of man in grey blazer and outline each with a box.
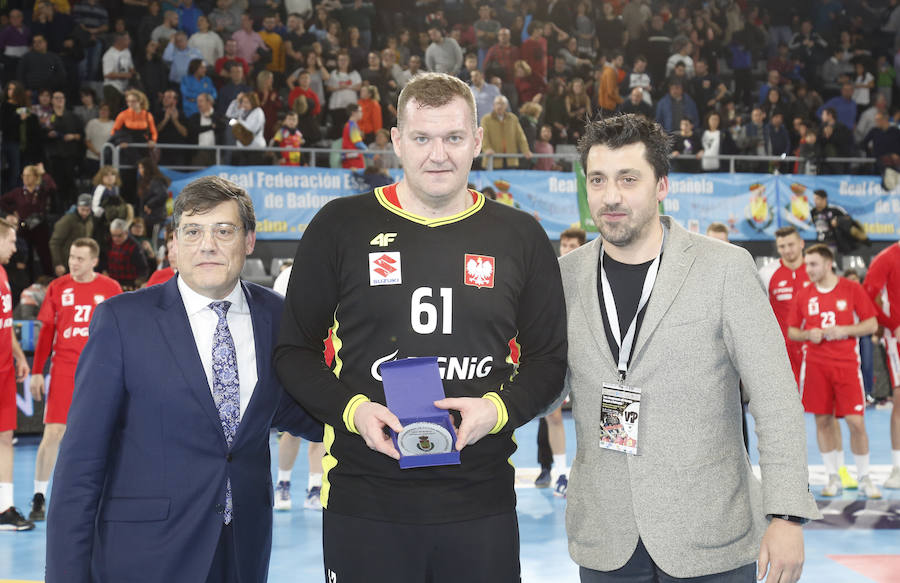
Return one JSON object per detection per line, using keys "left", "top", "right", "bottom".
{"left": 561, "top": 114, "right": 821, "bottom": 583}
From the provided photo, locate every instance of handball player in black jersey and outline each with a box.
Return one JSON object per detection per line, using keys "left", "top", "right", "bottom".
{"left": 275, "top": 72, "right": 567, "bottom": 582}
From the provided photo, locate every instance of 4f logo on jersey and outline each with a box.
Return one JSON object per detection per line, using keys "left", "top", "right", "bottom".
{"left": 369, "top": 252, "right": 402, "bottom": 286}
{"left": 61, "top": 288, "right": 75, "bottom": 307}
{"left": 464, "top": 254, "right": 495, "bottom": 289}
{"left": 369, "top": 232, "right": 398, "bottom": 247}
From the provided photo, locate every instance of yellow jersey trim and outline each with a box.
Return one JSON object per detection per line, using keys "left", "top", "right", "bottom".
{"left": 320, "top": 424, "right": 336, "bottom": 509}
{"left": 374, "top": 187, "right": 485, "bottom": 227}
{"left": 329, "top": 308, "right": 343, "bottom": 378}
{"left": 483, "top": 391, "right": 508, "bottom": 434}
{"left": 342, "top": 394, "right": 370, "bottom": 434}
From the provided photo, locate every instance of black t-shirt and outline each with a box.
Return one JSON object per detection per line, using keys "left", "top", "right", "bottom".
{"left": 811, "top": 204, "right": 847, "bottom": 244}
{"left": 276, "top": 186, "right": 567, "bottom": 524}
{"left": 597, "top": 251, "right": 655, "bottom": 369}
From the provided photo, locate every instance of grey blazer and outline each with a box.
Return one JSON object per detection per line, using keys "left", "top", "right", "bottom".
{"left": 560, "top": 216, "right": 820, "bottom": 578}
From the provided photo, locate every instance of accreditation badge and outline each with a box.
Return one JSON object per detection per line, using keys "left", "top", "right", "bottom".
{"left": 599, "top": 383, "right": 642, "bottom": 455}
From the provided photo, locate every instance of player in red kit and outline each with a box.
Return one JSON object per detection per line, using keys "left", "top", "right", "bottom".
{"left": 862, "top": 240, "right": 900, "bottom": 488}
{"left": 760, "top": 226, "right": 857, "bottom": 489}
{"left": 759, "top": 226, "right": 810, "bottom": 381}
{"left": 0, "top": 219, "right": 32, "bottom": 531}
{"left": 788, "top": 244, "right": 881, "bottom": 498}
{"left": 27, "top": 238, "right": 122, "bottom": 521}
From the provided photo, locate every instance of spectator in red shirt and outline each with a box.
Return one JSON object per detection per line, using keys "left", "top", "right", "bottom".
{"left": 483, "top": 27, "right": 519, "bottom": 83}
{"left": 287, "top": 70, "right": 322, "bottom": 146}
{"left": 520, "top": 20, "right": 548, "bottom": 81}
{"left": 214, "top": 38, "right": 250, "bottom": 82}
{"left": 256, "top": 70, "right": 282, "bottom": 142}
{"left": 288, "top": 71, "right": 322, "bottom": 115}
{"left": 514, "top": 59, "right": 547, "bottom": 105}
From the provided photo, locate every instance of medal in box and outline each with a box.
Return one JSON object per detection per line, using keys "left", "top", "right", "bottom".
{"left": 380, "top": 357, "right": 461, "bottom": 469}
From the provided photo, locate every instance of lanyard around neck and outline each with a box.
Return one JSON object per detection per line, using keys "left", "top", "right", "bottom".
{"left": 599, "top": 246, "right": 662, "bottom": 381}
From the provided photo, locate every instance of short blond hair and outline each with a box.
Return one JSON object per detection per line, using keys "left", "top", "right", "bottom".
{"left": 124, "top": 89, "right": 149, "bottom": 111}
{"left": 519, "top": 101, "right": 543, "bottom": 118}
{"left": 22, "top": 164, "right": 42, "bottom": 179}
{"left": 396, "top": 72, "right": 477, "bottom": 135}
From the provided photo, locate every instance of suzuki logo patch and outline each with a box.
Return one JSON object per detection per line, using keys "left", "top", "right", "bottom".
{"left": 369, "top": 252, "right": 402, "bottom": 286}
{"left": 464, "top": 254, "right": 495, "bottom": 288}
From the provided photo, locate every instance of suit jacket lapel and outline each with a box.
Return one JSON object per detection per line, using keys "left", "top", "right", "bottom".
{"left": 157, "top": 277, "right": 227, "bottom": 447}
{"left": 631, "top": 217, "right": 695, "bottom": 360}
{"left": 576, "top": 238, "right": 619, "bottom": 372}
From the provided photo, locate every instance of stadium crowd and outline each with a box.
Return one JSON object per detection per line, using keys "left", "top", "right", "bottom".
{"left": 3, "top": 0, "right": 900, "bottom": 198}
{"left": 0, "top": 2, "right": 898, "bottom": 328}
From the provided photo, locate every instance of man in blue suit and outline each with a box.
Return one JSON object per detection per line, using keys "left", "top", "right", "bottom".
{"left": 46, "top": 176, "right": 322, "bottom": 583}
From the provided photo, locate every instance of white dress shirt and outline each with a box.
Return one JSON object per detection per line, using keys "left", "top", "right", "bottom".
{"left": 178, "top": 276, "right": 258, "bottom": 419}
{"left": 198, "top": 112, "right": 215, "bottom": 147}
{"left": 272, "top": 265, "right": 291, "bottom": 296}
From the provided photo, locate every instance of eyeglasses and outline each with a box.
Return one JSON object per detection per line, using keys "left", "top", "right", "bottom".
{"left": 178, "top": 223, "right": 242, "bottom": 244}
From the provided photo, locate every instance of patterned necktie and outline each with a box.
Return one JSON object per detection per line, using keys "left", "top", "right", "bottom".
{"left": 210, "top": 301, "right": 240, "bottom": 524}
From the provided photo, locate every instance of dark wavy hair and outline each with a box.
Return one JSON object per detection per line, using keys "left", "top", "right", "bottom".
{"left": 577, "top": 113, "right": 673, "bottom": 180}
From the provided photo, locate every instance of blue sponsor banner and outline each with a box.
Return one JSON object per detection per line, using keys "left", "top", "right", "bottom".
{"left": 164, "top": 166, "right": 900, "bottom": 241}
{"left": 662, "top": 173, "right": 779, "bottom": 241}
{"left": 775, "top": 175, "right": 900, "bottom": 241}
{"left": 166, "top": 166, "right": 580, "bottom": 240}
{"left": 657, "top": 173, "right": 900, "bottom": 241}
{"left": 166, "top": 166, "right": 402, "bottom": 239}
{"left": 467, "top": 170, "right": 581, "bottom": 240}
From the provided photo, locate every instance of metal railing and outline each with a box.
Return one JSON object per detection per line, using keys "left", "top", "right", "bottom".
{"left": 100, "top": 142, "right": 880, "bottom": 175}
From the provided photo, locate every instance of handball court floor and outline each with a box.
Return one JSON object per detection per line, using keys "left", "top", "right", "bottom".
{"left": 1, "top": 408, "right": 898, "bottom": 583}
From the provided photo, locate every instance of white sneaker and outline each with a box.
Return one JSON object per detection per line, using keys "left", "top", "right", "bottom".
{"left": 821, "top": 474, "right": 842, "bottom": 497}
{"left": 303, "top": 486, "right": 322, "bottom": 510}
{"left": 274, "top": 481, "right": 292, "bottom": 511}
{"left": 858, "top": 475, "right": 882, "bottom": 499}
{"left": 884, "top": 466, "right": 900, "bottom": 489}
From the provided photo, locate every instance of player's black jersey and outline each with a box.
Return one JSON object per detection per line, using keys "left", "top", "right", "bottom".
{"left": 276, "top": 185, "right": 567, "bottom": 524}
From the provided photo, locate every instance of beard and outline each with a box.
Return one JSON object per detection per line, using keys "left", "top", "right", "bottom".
{"left": 594, "top": 204, "right": 656, "bottom": 248}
